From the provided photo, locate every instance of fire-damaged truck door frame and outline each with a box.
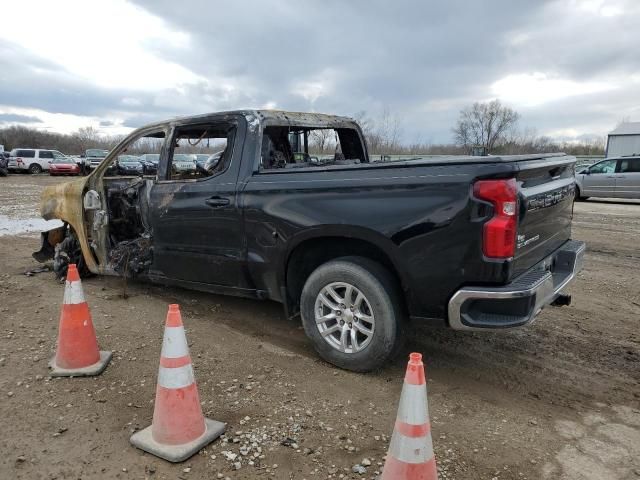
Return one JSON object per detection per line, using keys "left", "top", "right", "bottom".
{"left": 147, "top": 114, "right": 253, "bottom": 293}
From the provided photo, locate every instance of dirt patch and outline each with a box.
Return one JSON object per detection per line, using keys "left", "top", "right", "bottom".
{"left": 0, "top": 175, "right": 638, "bottom": 479}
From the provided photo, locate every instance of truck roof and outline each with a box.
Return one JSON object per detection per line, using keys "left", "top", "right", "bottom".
{"left": 138, "top": 110, "right": 357, "bottom": 132}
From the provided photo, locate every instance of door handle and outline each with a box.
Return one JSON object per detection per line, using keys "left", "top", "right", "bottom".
{"left": 205, "top": 196, "right": 230, "bottom": 207}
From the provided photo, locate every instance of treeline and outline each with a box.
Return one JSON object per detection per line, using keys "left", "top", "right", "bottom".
{"left": 494, "top": 135, "right": 605, "bottom": 156}
{"left": 352, "top": 109, "right": 606, "bottom": 156}
{"left": 0, "top": 126, "right": 121, "bottom": 155}
{"left": 0, "top": 118, "right": 605, "bottom": 158}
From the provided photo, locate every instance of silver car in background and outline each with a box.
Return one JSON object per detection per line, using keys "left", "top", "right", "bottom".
{"left": 575, "top": 156, "right": 640, "bottom": 200}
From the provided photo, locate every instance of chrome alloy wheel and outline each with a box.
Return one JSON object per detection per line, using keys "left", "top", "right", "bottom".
{"left": 314, "top": 282, "right": 375, "bottom": 354}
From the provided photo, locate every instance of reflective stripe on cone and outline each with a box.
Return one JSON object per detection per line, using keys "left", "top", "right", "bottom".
{"left": 397, "top": 383, "right": 430, "bottom": 425}
{"left": 160, "top": 326, "right": 189, "bottom": 358}
{"left": 388, "top": 428, "right": 434, "bottom": 463}
{"left": 63, "top": 280, "right": 86, "bottom": 305}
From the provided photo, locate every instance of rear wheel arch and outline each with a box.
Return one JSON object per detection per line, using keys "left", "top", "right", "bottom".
{"left": 283, "top": 235, "right": 407, "bottom": 316}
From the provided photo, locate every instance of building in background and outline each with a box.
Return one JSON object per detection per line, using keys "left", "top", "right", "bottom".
{"left": 606, "top": 122, "right": 640, "bottom": 157}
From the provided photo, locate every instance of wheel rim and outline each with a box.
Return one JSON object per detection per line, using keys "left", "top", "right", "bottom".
{"left": 30, "top": 165, "right": 41, "bottom": 174}
{"left": 314, "top": 282, "right": 375, "bottom": 354}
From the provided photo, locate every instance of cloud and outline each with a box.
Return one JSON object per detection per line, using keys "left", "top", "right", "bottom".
{"left": 0, "top": 0, "right": 201, "bottom": 91}
{"left": 0, "top": 113, "right": 42, "bottom": 124}
{"left": 491, "top": 73, "right": 614, "bottom": 107}
{"left": 0, "top": 0, "right": 639, "bottom": 142}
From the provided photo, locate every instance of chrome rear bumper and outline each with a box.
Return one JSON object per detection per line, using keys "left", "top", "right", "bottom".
{"left": 448, "top": 239, "right": 586, "bottom": 331}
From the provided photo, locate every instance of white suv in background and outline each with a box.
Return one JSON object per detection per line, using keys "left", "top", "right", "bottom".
{"left": 8, "top": 148, "right": 68, "bottom": 174}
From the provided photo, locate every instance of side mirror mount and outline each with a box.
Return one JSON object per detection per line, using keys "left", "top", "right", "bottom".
{"left": 83, "top": 190, "right": 101, "bottom": 210}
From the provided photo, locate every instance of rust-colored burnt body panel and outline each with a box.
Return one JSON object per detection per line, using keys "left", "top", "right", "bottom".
{"left": 40, "top": 177, "right": 98, "bottom": 273}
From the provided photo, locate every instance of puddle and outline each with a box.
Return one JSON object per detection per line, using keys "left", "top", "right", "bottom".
{"left": 0, "top": 215, "right": 63, "bottom": 236}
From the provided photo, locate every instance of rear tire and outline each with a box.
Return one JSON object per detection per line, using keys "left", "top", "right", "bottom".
{"left": 28, "top": 163, "right": 43, "bottom": 174}
{"left": 300, "top": 256, "right": 405, "bottom": 372}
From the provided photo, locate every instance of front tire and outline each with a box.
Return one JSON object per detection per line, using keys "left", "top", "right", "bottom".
{"left": 300, "top": 256, "right": 404, "bottom": 372}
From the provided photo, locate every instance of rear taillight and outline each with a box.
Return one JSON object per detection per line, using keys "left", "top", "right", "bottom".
{"left": 473, "top": 178, "right": 518, "bottom": 259}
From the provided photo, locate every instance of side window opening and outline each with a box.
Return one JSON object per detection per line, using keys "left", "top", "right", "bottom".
{"left": 166, "top": 123, "right": 236, "bottom": 181}
{"left": 260, "top": 126, "right": 366, "bottom": 170}
{"left": 620, "top": 159, "right": 640, "bottom": 173}
{"left": 105, "top": 131, "right": 166, "bottom": 178}
{"left": 17, "top": 149, "right": 35, "bottom": 158}
{"left": 589, "top": 160, "right": 616, "bottom": 174}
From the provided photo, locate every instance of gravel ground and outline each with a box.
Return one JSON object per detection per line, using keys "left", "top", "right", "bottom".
{"left": 0, "top": 174, "right": 638, "bottom": 480}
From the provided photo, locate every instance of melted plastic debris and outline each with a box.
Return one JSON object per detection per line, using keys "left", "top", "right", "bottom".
{"left": 108, "top": 235, "right": 153, "bottom": 277}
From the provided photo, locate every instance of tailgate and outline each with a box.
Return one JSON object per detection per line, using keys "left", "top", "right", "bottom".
{"left": 512, "top": 155, "right": 576, "bottom": 278}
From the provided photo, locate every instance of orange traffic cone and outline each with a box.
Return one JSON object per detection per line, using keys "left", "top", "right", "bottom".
{"left": 130, "top": 304, "right": 225, "bottom": 462}
{"left": 381, "top": 353, "right": 438, "bottom": 480}
{"left": 49, "top": 264, "right": 112, "bottom": 376}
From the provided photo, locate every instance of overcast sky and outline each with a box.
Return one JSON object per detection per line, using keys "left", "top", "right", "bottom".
{"left": 1, "top": 0, "right": 639, "bottom": 144}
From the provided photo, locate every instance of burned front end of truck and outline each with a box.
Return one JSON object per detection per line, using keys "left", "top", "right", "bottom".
{"left": 33, "top": 112, "right": 242, "bottom": 281}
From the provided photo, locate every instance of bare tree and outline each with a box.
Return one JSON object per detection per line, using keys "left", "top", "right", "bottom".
{"left": 74, "top": 126, "right": 101, "bottom": 152}
{"left": 309, "top": 129, "right": 333, "bottom": 153}
{"left": 353, "top": 109, "right": 403, "bottom": 154}
{"left": 453, "top": 99, "right": 520, "bottom": 153}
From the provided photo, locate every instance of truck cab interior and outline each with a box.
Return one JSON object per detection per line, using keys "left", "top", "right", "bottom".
{"left": 260, "top": 126, "right": 367, "bottom": 169}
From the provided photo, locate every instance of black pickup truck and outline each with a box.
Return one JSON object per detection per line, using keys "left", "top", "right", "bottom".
{"left": 36, "top": 110, "right": 585, "bottom": 371}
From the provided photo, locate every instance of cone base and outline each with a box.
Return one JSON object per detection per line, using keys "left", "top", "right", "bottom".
{"left": 49, "top": 351, "right": 112, "bottom": 377}
{"left": 130, "top": 417, "right": 226, "bottom": 463}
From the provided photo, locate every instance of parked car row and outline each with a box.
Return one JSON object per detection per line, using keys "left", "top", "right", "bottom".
{"left": 7, "top": 143, "right": 636, "bottom": 200}
{"left": 1, "top": 146, "right": 221, "bottom": 178}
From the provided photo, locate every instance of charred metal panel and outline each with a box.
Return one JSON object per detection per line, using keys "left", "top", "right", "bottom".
{"left": 39, "top": 177, "right": 97, "bottom": 272}
{"left": 147, "top": 115, "right": 251, "bottom": 288}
